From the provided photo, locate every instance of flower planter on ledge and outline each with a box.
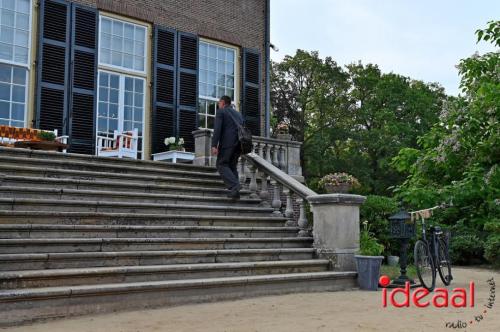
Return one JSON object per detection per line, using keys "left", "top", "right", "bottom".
{"left": 324, "top": 183, "right": 351, "bottom": 193}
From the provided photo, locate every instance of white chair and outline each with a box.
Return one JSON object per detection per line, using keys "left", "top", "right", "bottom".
{"left": 97, "top": 128, "right": 138, "bottom": 159}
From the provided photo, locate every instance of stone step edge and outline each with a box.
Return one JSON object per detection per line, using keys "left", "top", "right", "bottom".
{"left": 0, "top": 186, "right": 260, "bottom": 204}
{"left": 0, "top": 248, "right": 316, "bottom": 261}
{"left": 0, "top": 224, "right": 299, "bottom": 232}
{"left": 0, "top": 211, "right": 287, "bottom": 221}
{"left": 0, "top": 164, "right": 225, "bottom": 186}
{"left": 0, "top": 198, "right": 273, "bottom": 213}
{"left": 0, "top": 260, "right": 330, "bottom": 280}
{"left": 0, "top": 271, "right": 357, "bottom": 301}
{"left": 0, "top": 147, "right": 217, "bottom": 172}
{"left": 0, "top": 175, "right": 251, "bottom": 194}
{"left": 0, "top": 155, "right": 220, "bottom": 178}
{"left": 0, "top": 237, "right": 313, "bottom": 244}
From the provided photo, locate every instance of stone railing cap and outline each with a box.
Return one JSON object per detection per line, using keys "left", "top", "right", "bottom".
{"left": 306, "top": 194, "right": 366, "bottom": 205}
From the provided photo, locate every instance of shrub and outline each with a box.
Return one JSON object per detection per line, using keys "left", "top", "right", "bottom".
{"left": 37, "top": 131, "right": 56, "bottom": 141}
{"left": 360, "top": 195, "right": 398, "bottom": 256}
{"left": 359, "top": 221, "right": 385, "bottom": 256}
{"left": 449, "top": 233, "right": 485, "bottom": 265}
{"left": 484, "top": 234, "right": 500, "bottom": 267}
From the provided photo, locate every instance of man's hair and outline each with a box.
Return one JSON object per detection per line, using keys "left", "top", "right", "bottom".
{"left": 219, "top": 95, "right": 231, "bottom": 106}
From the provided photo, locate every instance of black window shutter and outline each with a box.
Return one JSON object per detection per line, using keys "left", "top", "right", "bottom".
{"left": 36, "top": 0, "right": 71, "bottom": 134}
{"left": 242, "top": 48, "right": 261, "bottom": 136}
{"left": 68, "top": 4, "right": 97, "bottom": 155}
{"left": 152, "top": 27, "right": 177, "bottom": 154}
{"left": 176, "top": 32, "right": 198, "bottom": 152}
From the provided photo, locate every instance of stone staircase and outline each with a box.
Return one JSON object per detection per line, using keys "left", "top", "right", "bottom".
{"left": 0, "top": 147, "right": 356, "bottom": 326}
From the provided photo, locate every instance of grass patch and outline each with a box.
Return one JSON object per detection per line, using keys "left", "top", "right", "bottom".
{"left": 381, "top": 264, "right": 417, "bottom": 279}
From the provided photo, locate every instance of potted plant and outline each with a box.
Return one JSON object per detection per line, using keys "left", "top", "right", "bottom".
{"left": 275, "top": 121, "right": 291, "bottom": 140}
{"left": 37, "top": 131, "right": 56, "bottom": 142}
{"left": 355, "top": 221, "right": 385, "bottom": 290}
{"left": 164, "top": 137, "right": 185, "bottom": 151}
{"left": 318, "top": 172, "right": 360, "bottom": 193}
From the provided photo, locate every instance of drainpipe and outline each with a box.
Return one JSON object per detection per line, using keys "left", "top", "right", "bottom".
{"left": 264, "top": 0, "right": 271, "bottom": 137}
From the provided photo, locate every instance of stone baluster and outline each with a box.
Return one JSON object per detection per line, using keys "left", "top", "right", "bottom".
{"left": 278, "top": 145, "right": 286, "bottom": 171}
{"left": 248, "top": 164, "right": 259, "bottom": 199}
{"left": 239, "top": 157, "right": 246, "bottom": 185}
{"left": 272, "top": 145, "right": 279, "bottom": 167}
{"left": 270, "top": 179, "right": 282, "bottom": 215}
{"left": 297, "top": 198, "right": 309, "bottom": 236}
{"left": 265, "top": 144, "right": 272, "bottom": 164}
{"left": 283, "top": 187, "right": 296, "bottom": 226}
{"left": 259, "top": 172, "right": 270, "bottom": 206}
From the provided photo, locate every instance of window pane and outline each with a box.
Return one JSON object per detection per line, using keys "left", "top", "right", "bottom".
{"left": 124, "top": 106, "right": 132, "bottom": 121}
{"left": 112, "top": 20, "right": 123, "bottom": 36}
{"left": 17, "top": 0, "right": 31, "bottom": 14}
{"left": 12, "top": 67, "right": 25, "bottom": 84}
{"left": 135, "top": 79, "right": 144, "bottom": 93}
{"left": 200, "top": 43, "right": 207, "bottom": 56}
{"left": 199, "top": 56, "right": 207, "bottom": 70}
{"left": 12, "top": 85, "right": 24, "bottom": 102}
{"left": 111, "top": 51, "right": 121, "bottom": 66}
{"left": 123, "top": 38, "right": 133, "bottom": 53}
{"left": 0, "top": 82, "right": 10, "bottom": 100}
{"left": 208, "top": 71, "right": 216, "bottom": 85}
{"left": 124, "top": 77, "right": 133, "bottom": 91}
{"left": 134, "top": 93, "right": 142, "bottom": 107}
{"left": 227, "top": 50, "right": 235, "bottom": 63}
{"left": 134, "top": 41, "right": 144, "bottom": 55}
{"left": 134, "top": 108, "right": 142, "bottom": 121}
{"left": 98, "top": 117, "right": 107, "bottom": 132}
{"left": 124, "top": 24, "right": 134, "bottom": 39}
{"left": 208, "top": 58, "right": 216, "bottom": 71}
{"left": 15, "top": 12, "right": 29, "bottom": 30}
{"left": 1, "top": 10, "right": 15, "bottom": 26}
{"left": 109, "top": 119, "right": 118, "bottom": 131}
{"left": 133, "top": 56, "right": 144, "bottom": 71}
{"left": 0, "top": 43, "right": 12, "bottom": 60}
{"left": 111, "top": 36, "right": 122, "bottom": 51}
{"left": 208, "top": 45, "right": 216, "bottom": 58}
{"left": 99, "top": 72, "right": 109, "bottom": 86}
{"left": 0, "top": 26, "right": 14, "bottom": 44}
{"left": 101, "top": 33, "right": 111, "bottom": 48}
{"left": 98, "top": 102, "right": 107, "bottom": 116}
{"left": 208, "top": 102, "right": 216, "bottom": 115}
{"left": 3, "top": 0, "right": 15, "bottom": 11}
{"left": 217, "top": 48, "right": 225, "bottom": 60}
{"left": 135, "top": 26, "right": 145, "bottom": 42}
{"left": 0, "top": 100, "right": 8, "bottom": 118}
{"left": 11, "top": 102, "right": 23, "bottom": 120}
{"left": 124, "top": 91, "right": 133, "bottom": 106}
{"left": 199, "top": 83, "right": 206, "bottom": 96}
{"left": 110, "top": 74, "right": 119, "bottom": 88}
{"left": 101, "top": 18, "right": 111, "bottom": 34}
{"left": 207, "top": 115, "right": 214, "bottom": 129}
{"left": 98, "top": 87, "right": 107, "bottom": 101}
{"left": 0, "top": 64, "right": 10, "bottom": 82}
{"left": 109, "top": 89, "right": 119, "bottom": 103}
{"left": 13, "top": 46, "right": 28, "bottom": 63}
{"left": 100, "top": 48, "right": 110, "bottom": 64}
{"left": 123, "top": 53, "right": 133, "bottom": 69}
{"left": 109, "top": 104, "right": 118, "bottom": 118}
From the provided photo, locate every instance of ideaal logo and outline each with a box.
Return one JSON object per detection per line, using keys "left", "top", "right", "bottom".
{"left": 378, "top": 275, "right": 496, "bottom": 329}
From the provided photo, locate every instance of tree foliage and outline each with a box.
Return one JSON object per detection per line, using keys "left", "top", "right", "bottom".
{"left": 392, "top": 21, "right": 500, "bottom": 265}
{"left": 271, "top": 51, "right": 446, "bottom": 194}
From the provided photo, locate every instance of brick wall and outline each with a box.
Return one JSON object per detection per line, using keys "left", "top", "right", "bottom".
{"left": 71, "top": 0, "right": 267, "bottom": 134}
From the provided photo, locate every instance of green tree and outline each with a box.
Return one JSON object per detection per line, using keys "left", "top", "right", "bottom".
{"left": 392, "top": 21, "right": 500, "bottom": 265}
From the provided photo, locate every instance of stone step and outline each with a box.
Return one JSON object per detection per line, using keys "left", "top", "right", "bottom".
{"left": 0, "top": 175, "right": 251, "bottom": 198}
{"left": 0, "top": 248, "right": 316, "bottom": 271}
{"left": 0, "top": 198, "right": 274, "bottom": 216}
{"left": 0, "top": 211, "right": 287, "bottom": 227}
{"left": 0, "top": 163, "right": 225, "bottom": 188}
{"left": 0, "top": 271, "right": 357, "bottom": 327}
{"left": 0, "top": 260, "right": 330, "bottom": 289}
{"left": 0, "top": 237, "right": 313, "bottom": 254}
{"left": 0, "top": 224, "right": 300, "bottom": 239}
{"left": 0, "top": 147, "right": 217, "bottom": 174}
{"left": 0, "top": 155, "right": 221, "bottom": 180}
{"left": 0, "top": 186, "right": 261, "bottom": 207}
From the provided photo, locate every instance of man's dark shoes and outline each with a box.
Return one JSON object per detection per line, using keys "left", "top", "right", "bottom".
{"left": 227, "top": 186, "right": 241, "bottom": 200}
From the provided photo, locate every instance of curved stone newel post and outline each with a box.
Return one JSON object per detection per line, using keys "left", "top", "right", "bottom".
{"left": 307, "top": 194, "right": 366, "bottom": 272}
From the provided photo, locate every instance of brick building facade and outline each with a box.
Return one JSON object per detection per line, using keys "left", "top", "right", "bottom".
{"left": 0, "top": 0, "right": 268, "bottom": 159}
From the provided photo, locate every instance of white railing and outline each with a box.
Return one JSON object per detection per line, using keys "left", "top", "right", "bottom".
{"left": 97, "top": 129, "right": 139, "bottom": 159}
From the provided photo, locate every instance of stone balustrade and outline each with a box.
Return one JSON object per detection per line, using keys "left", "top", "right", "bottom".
{"left": 192, "top": 130, "right": 366, "bottom": 271}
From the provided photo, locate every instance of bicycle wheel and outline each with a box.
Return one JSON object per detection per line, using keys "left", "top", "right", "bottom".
{"left": 437, "top": 237, "right": 453, "bottom": 285}
{"left": 414, "top": 240, "right": 436, "bottom": 291}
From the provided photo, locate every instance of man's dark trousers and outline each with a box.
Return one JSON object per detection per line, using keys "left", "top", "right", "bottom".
{"left": 216, "top": 144, "right": 241, "bottom": 193}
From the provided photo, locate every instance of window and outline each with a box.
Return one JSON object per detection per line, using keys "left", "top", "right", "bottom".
{"left": 99, "top": 16, "right": 146, "bottom": 73}
{"left": 97, "top": 15, "right": 148, "bottom": 158}
{"left": 97, "top": 71, "right": 145, "bottom": 158}
{"left": 0, "top": 0, "right": 31, "bottom": 127}
{"left": 198, "top": 40, "right": 237, "bottom": 129}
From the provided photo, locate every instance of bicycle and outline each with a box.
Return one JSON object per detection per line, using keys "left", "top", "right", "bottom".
{"left": 414, "top": 216, "right": 453, "bottom": 291}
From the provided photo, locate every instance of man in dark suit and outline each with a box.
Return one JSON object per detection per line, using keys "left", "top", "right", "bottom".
{"left": 211, "top": 95, "right": 244, "bottom": 200}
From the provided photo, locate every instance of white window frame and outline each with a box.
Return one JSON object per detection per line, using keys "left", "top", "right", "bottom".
{"left": 0, "top": 0, "right": 33, "bottom": 127}
{"left": 96, "top": 69, "right": 146, "bottom": 157}
{"left": 198, "top": 39, "right": 239, "bottom": 130}
{"left": 98, "top": 14, "right": 148, "bottom": 76}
